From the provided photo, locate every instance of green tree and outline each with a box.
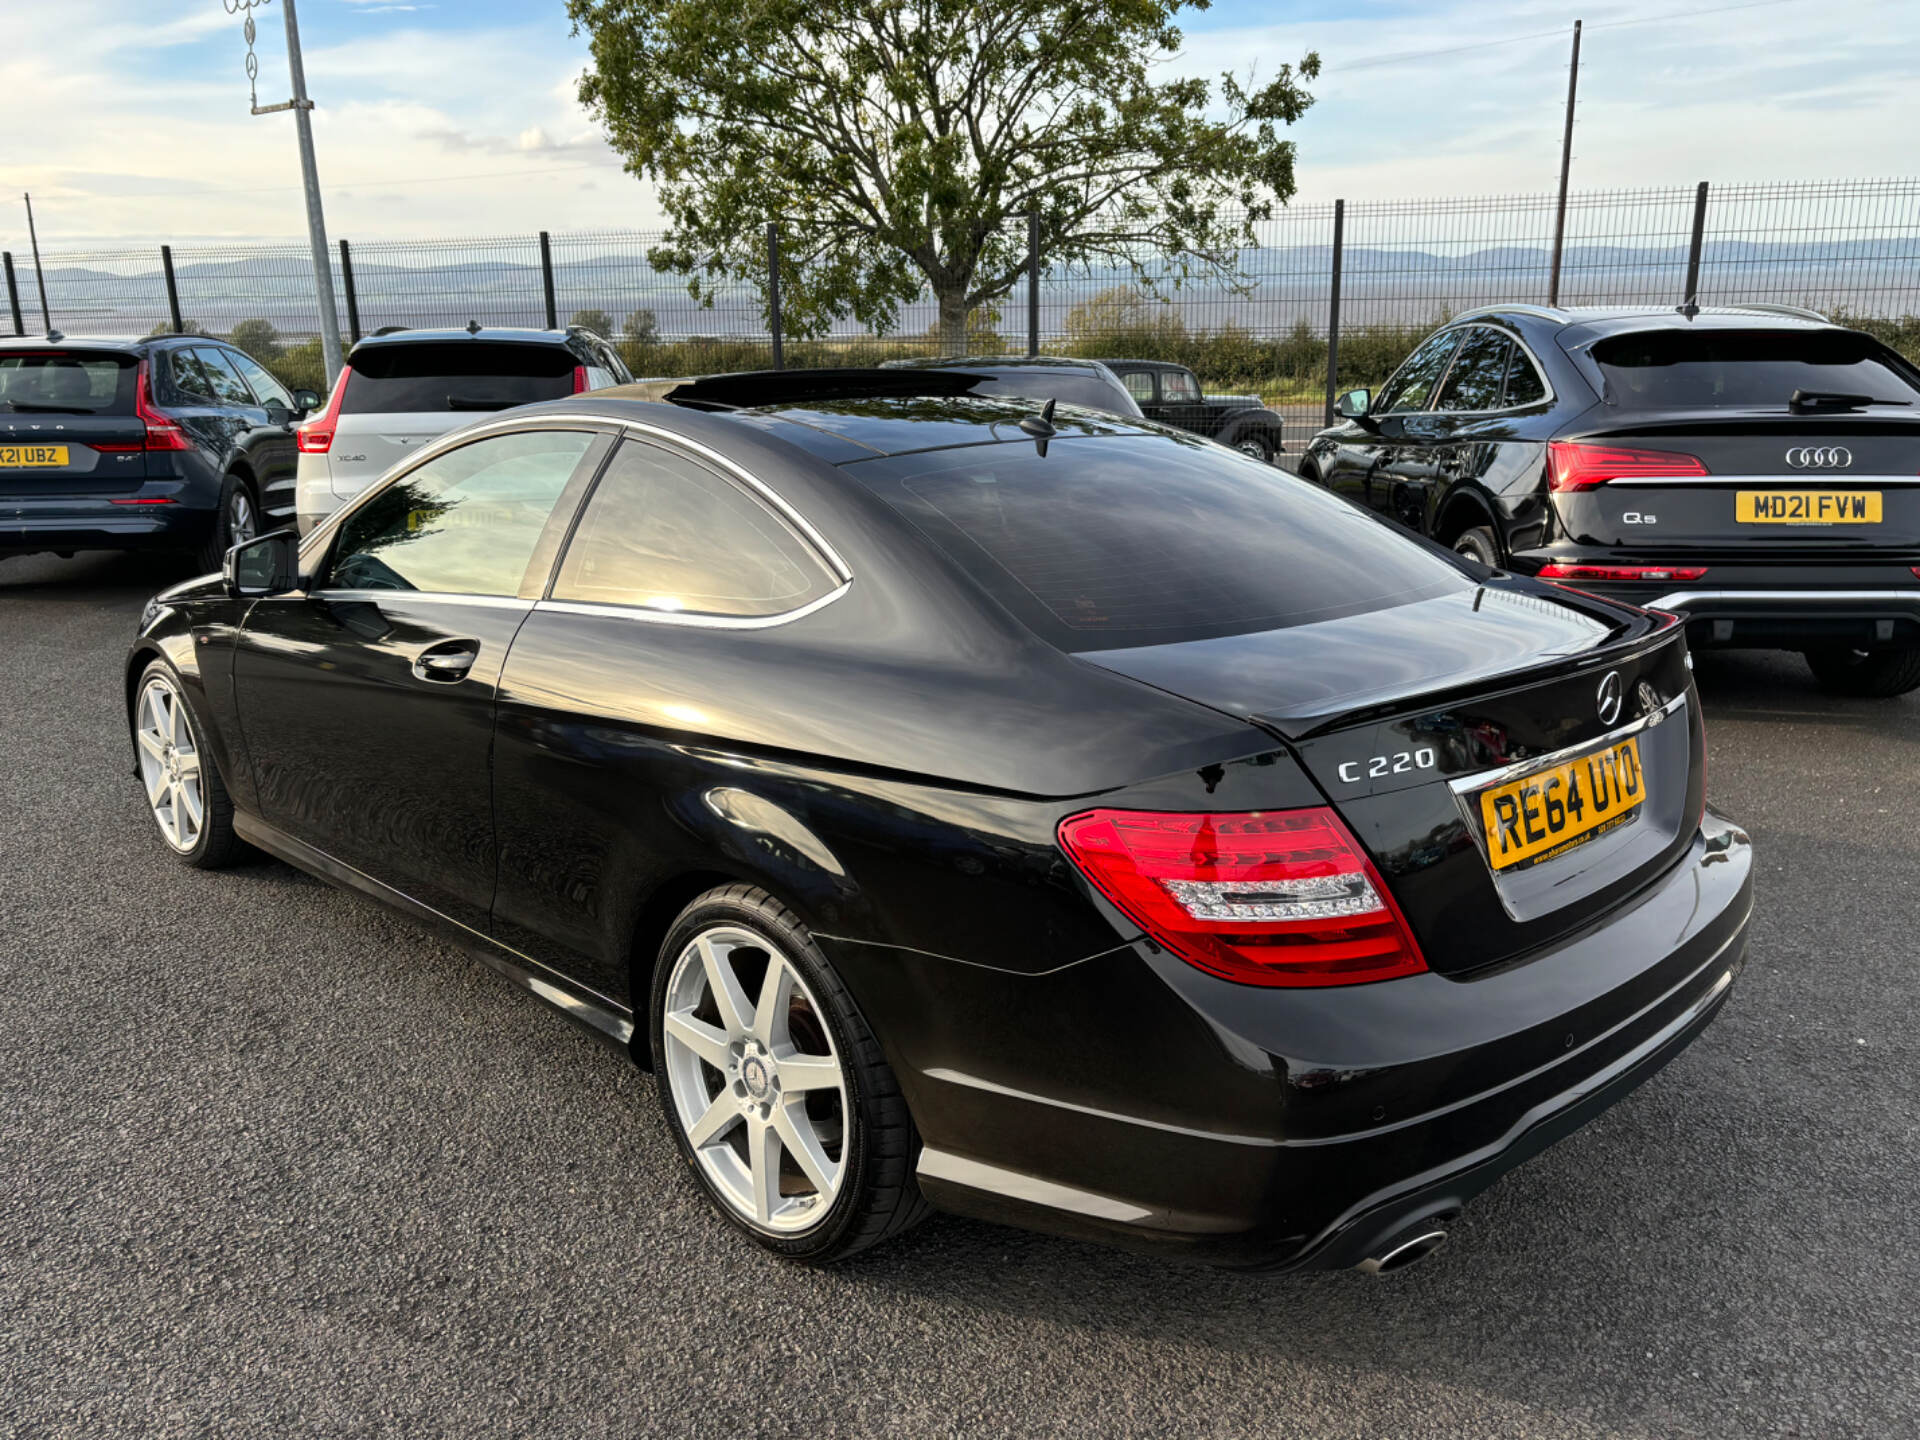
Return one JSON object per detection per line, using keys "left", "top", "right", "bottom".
{"left": 569, "top": 308, "right": 618, "bottom": 337}
{"left": 227, "top": 317, "right": 283, "bottom": 361}
{"left": 145, "top": 320, "right": 208, "bottom": 338}
{"left": 567, "top": 1, "right": 1318, "bottom": 350}
{"left": 622, "top": 308, "right": 659, "bottom": 344}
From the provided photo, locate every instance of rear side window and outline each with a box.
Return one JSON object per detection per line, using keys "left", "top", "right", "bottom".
{"left": 1501, "top": 344, "right": 1548, "bottom": 407}
{"left": 1161, "top": 370, "right": 1201, "bottom": 402}
{"left": 0, "top": 352, "right": 137, "bottom": 414}
{"left": 327, "top": 429, "right": 594, "bottom": 596}
{"left": 168, "top": 350, "right": 216, "bottom": 402}
{"left": 552, "top": 440, "right": 836, "bottom": 618}
{"left": 844, "top": 436, "right": 1468, "bottom": 651}
{"left": 1591, "top": 328, "right": 1920, "bottom": 409}
{"left": 342, "top": 342, "right": 579, "bottom": 414}
{"left": 1117, "top": 370, "right": 1155, "bottom": 403}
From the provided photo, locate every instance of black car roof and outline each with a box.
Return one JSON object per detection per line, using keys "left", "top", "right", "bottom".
{"left": 1445, "top": 303, "right": 1845, "bottom": 344}
{"left": 1092, "top": 358, "right": 1190, "bottom": 372}
{"left": 346, "top": 326, "right": 581, "bottom": 355}
{"left": 529, "top": 384, "right": 1158, "bottom": 463}
{"left": 0, "top": 334, "right": 150, "bottom": 353}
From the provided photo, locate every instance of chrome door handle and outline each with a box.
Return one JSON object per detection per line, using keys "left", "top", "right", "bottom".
{"left": 411, "top": 641, "right": 479, "bottom": 683}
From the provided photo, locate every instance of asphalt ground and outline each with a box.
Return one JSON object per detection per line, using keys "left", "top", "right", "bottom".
{"left": 2, "top": 549, "right": 1916, "bottom": 1440}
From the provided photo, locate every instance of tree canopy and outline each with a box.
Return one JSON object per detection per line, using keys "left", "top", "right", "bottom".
{"left": 568, "top": 0, "right": 1317, "bottom": 348}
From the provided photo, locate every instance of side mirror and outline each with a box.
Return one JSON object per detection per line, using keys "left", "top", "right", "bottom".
{"left": 291, "top": 388, "right": 322, "bottom": 417}
{"left": 224, "top": 528, "right": 301, "bottom": 598}
{"left": 1335, "top": 388, "right": 1372, "bottom": 420}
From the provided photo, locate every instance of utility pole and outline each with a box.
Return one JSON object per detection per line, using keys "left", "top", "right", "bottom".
{"left": 22, "top": 194, "right": 50, "bottom": 332}
{"left": 232, "top": 0, "right": 343, "bottom": 382}
{"left": 1547, "top": 18, "right": 1582, "bottom": 307}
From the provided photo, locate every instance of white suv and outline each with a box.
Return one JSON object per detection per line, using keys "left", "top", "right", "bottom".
{"left": 295, "top": 325, "right": 631, "bottom": 532}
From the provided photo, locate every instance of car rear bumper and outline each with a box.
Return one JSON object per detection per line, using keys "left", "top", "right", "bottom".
{"left": 1513, "top": 553, "right": 1920, "bottom": 647}
{"left": 840, "top": 810, "right": 1752, "bottom": 1271}
{"left": 0, "top": 497, "right": 216, "bottom": 554}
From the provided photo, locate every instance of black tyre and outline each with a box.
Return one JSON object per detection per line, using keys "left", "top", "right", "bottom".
{"left": 1802, "top": 646, "right": 1920, "bottom": 698}
{"left": 650, "top": 884, "right": 928, "bottom": 1262}
{"left": 194, "top": 473, "right": 260, "bottom": 574}
{"left": 1233, "top": 431, "right": 1278, "bottom": 465}
{"left": 132, "top": 660, "right": 249, "bottom": 869}
{"left": 1452, "top": 525, "right": 1500, "bottom": 567}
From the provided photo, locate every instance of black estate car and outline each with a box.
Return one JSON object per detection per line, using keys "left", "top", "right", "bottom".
{"left": 1, "top": 332, "right": 319, "bottom": 570}
{"left": 1299, "top": 304, "right": 1920, "bottom": 696}
{"left": 879, "top": 354, "right": 1143, "bottom": 417}
{"left": 1101, "top": 358, "right": 1288, "bottom": 463}
{"left": 128, "top": 371, "right": 1751, "bottom": 1273}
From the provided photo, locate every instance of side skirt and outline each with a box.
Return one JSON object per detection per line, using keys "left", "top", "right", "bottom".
{"left": 233, "top": 810, "right": 637, "bottom": 1055}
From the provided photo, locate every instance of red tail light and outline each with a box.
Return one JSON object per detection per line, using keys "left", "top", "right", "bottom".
{"left": 1537, "top": 563, "right": 1708, "bottom": 583}
{"left": 109, "top": 497, "right": 177, "bottom": 505}
{"left": 1546, "top": 442, "right": 1708, "bottom": 492}
{"left": 571, "top": 364, "right": 590, "bottom": 394}
{"left": 295, "top": 366, "right": 352, "bottom": 454}
{"left": 1056, "top": 808, "right": 1427, "bottom": 988}
{"left": 135, "top": 363, "right": 192, "bottom": 452}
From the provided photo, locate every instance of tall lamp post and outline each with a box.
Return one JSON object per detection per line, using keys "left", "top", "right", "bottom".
{"left": 228, "top": 0, "right": 344, "bottom": 383}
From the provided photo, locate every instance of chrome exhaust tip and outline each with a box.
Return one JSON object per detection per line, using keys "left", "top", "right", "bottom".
{"left": 1356, "top": 1227, "right": 1449, "bottom": 1276}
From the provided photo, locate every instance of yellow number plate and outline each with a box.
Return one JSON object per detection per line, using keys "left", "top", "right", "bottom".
{"left": 1736, "top": 490, "right": 1881, "bottom": 524}
{"left": 1478, "top": 737, "right": 1645, "bottom": 872}
{"left": 0, "top": 444, "right": 69, "bottom": 467}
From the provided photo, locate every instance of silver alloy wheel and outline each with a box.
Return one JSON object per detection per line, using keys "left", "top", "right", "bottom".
{"left": 228, "top": 485, "right": 257, "bottom": 545}
{"left": 135, "top": 676, "right": 204, "bottom": 853}
{"left": 661, "top": 924, "right": 849, "bottom": 1234}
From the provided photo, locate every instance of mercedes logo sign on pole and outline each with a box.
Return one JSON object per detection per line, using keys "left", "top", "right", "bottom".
{"left": 1785, "top": 447, "right": 1853, "bottom": 469}
{"left": 1596, "top": 671, "right": 1624, "bottom": 727}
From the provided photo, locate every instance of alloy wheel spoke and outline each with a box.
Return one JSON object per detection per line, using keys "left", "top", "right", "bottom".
{"left": 663, "top": 1009, "right": 732, "bottom": 1071}
{"left": 772, "top": 1101, "right": 837, "bottom": 1197}
{"left": 775, "top": 1053, "right": 840, "bottom": 1095}
{"left": 684, "top": 1094, "right": 740, "bottom": 1149}
{"left": 136, "top": 729, "right": 167, "bottom": 763}
{"left": 174, "top": 748, "right": 201, "bottom": 780}
{"left": 142, "top": 764, "right": 170, "bottom": 806}
{"left": 699, "top": 936, "right": 754, "bottom": 1038}
{"left": 748, "top": 1119, "right": 782, "bottom": 1226}
{"left": 176, "top": 780, "right": 203, "bottom": 828}
{"left": 751, "top": 956, "right": 795, "bottom": 1048}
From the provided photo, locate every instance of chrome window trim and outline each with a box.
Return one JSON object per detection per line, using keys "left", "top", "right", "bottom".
{"left": 1604, "top": 473, "right": 1920, "bottom": 487}
{"left": 306, "top": 588, "right": 534, "bottom": 611}
{"left": 298, "top": 410, "right": 855, "bottom": 590}
{"left": 533, "top": 580, "right": 852, "bottom": 631}
{"left": 1447, "top": 690, "right": 1687, "bottom": 797}
{"left": 1431, "top": 323, "right": 1557, "bottom": 416}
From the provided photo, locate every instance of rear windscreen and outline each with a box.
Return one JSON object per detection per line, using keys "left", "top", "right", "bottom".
{"left": 843, "top": 435, "right": 1469, "bottom": 651}
{"left": 342, "top": 342, "right": 576, "bottom": 413}
{"left": 0, "top": 352, "right": 137, "bottom": 414}
{"left": 1591, "top": 329, "right": 1920, "bottom": 410}
{"left": 963, "top": 373, "right": 1142, "bottom": 416}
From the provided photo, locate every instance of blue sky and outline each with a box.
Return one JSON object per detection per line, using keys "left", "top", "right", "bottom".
{"left": 1, "top": 0, "right": 1913, "bottom": 249}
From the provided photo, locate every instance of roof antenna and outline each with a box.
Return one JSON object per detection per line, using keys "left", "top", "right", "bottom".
{"left": 466, "top": 319, "right": 482, "bottom": 334}
{"left": 1019, "top": 397, "right": 1058, "bottom": 457}
{"left": 1676, "top": 296, "right": 1700, "bottom": 321}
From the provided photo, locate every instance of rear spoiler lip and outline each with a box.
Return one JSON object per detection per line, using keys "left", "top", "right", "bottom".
{"left": 1263, "top": 607, "right": 1685, "bottom": 743}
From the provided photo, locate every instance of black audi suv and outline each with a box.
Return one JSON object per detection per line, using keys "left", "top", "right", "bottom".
{"left": 1, "top": 332, "right": 320, "bottom": 571}
{"left": 1299, "top": 305, "right": 1920, "bottom": 696}
{"left": 127, "top": 371, "right": 1751, "bottom": 1273}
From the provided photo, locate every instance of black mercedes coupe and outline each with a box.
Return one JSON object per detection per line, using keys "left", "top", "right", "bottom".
{"left": 126, "top": 369, "right": 1753, "bottom": 1274}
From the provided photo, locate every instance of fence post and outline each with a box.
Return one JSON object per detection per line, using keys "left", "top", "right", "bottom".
{"left": 539, "top": 231, "right": 558, "bottom": 329}
{"left": 338, "top": 238, "right": 362, "bottom": 344}
{"left": 160, "top": 245, "right": 184, "bottom": 334}
{"left": 1027, "top": 211, "right": 1040, "bottom": 358}
{"left": 1682, "top": 181, "right": 1710, "bottom": 306}
{"left": 2, "top": 253, "right": 21, "bottom": 336}
{"left": 1324, "top": 199, "right": 1345, "bottom": 428}
{"left": 766, "top": 223, "right": 785, "bottom": 371}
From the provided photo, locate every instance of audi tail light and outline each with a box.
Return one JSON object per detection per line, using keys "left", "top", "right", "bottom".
{"left": 134, "top": 362, "right": 192, "bottom": 452}
{"left": 1546, "top": 442, "right": 1708, "bottom": 492}
{"left": 1056, "top": 808, "right": 1427, "bottom": 988}
{"left": 295, "top": 367, "right": 352, "bottom": 454}
{"left": 1537, "top": 563, "right": 1708, "bottom": 583}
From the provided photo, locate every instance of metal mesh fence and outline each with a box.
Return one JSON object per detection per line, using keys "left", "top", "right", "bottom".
{"left": 6, "top": 177, "right": 1918, "bottom": 413}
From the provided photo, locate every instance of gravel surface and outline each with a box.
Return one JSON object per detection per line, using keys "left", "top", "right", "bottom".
{"left": 2, "top": 550, "right": 1916, "bottom": 1439}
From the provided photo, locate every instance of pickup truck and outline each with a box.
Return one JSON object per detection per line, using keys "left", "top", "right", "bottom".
{"left": 1097, "top": 358, "right": 1286, "bottom": 463}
